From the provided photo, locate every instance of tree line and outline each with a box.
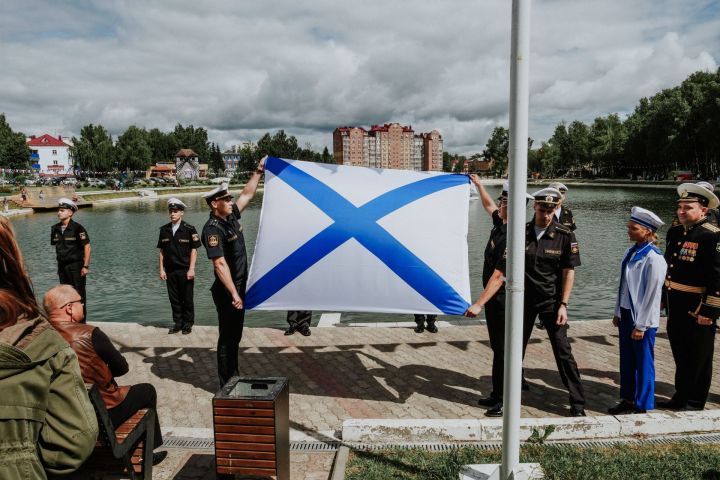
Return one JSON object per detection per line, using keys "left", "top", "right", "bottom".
{"left": 445, "top": 68, "right": 720, "bottom": 179}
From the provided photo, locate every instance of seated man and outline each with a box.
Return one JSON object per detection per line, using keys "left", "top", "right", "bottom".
{"left": 43, "top": 284, "right": 167, "bottom": 465}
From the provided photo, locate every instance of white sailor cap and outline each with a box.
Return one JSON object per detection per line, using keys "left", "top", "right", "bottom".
{"left": 202, "top": 182, "right": 233, "bottom": 205}
{"left": 500, "top": 181, "right": 534, "bottom": 201}
{"left": 696, "top": 181, "right": 715, "bottom": 192}
{"left": 531, "top": 187, "right": 563, "bottom": 206}
{"left": 548, "top": 182, "right": 568, "bottom": 194}
{"left": 58, "top": 197, "right": 78, "bottom": 212}
{"left": 167, "top": 198, "right": 186, "bottom": 210}
{"left": 629, "top": 206, "right": 664, "bottom": 232}
{"left": 677, "top": 182, "right": 720, "bottom": 209}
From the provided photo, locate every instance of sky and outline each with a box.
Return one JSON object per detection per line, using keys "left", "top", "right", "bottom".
{"left": 1, "top": 0, "right": 718, "bottom": 155}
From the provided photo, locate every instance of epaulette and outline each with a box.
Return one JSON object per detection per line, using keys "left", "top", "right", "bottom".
{"left": 701, "top": 223, "right": 720, "bottom": 233}
{"left": 207, "top": 218, "right": 219, "bottom": 227}
{"left": 555, "top": 225, "right": 572, "bottom": 235}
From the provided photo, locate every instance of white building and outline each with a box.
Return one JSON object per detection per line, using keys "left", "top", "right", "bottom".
{"left": 27, "top": 134, "right": 73, "bottom": 175}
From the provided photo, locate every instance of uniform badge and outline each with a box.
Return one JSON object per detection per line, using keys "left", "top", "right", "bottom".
{"left": 192, "top": 233, "right": 199, "bottom": 241}
{"left": 79, "top": 232, "right": 87, "bottom": 240}
{"left": 208, "top": 234, "right": 219, "bottom": 247}
{"left": 570, "top": 242, "right": 579, "bottom": 254}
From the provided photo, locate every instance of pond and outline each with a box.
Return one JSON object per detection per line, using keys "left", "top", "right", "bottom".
{"left": 9, "top": 185, "right": 679, "bottom": 328}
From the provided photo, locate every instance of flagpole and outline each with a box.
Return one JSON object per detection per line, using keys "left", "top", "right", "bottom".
{"left": 502, "top": 0, "right": 531, "bottom": 478}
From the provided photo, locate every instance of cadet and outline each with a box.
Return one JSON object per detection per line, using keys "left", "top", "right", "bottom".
{"left": 202, "top": 158, "right": 265, "bottom": 387}
{"left": 158, "top": 198, "right": 201, "bottom": 335}
{"left": 661, "top": 183, "right": 720, "bottom": 411}
{"left": 523, "top": 187, "right": 586, "bottom": 417}
{"left": 548, "top": 182, "right": 576, "bottom": 231}
{"left": 51, "top": 198, "right": 91, "bottom": 319}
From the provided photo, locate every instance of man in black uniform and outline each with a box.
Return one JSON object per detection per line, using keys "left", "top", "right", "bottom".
{"left": 549, "top": 182, "right": 576, "bottom": 231}
{"left": 522, "top": 187, "right": 586, "bottom": 416}
{"left": 158, "top": 198, "right": 201, "bottom": 334}
{"left": 51, "top": 198, "right": 91, "bottom": 319}
{"left": 660, "top": 182, "right": 720, "bottom": 411}
{"left": 285, "top": 311, "right": 312, "bottom": 336}
{"left": 413, "top": 314, "right": 438, "bottom": 333}
{"left": 202, "top": 158, "right": 265, "bottom": 387}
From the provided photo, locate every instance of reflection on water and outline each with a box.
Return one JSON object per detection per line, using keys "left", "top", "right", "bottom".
{"left": 10, "top": 186, "right": 677, "bottom": 327}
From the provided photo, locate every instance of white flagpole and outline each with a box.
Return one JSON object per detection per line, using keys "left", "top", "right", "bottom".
{"left": 502, "top": 0, "right": 531, "bottom": 478}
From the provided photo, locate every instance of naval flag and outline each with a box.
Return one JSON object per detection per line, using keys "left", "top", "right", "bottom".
{"left": 245, "top": 157, "right": 471, "bottom": 315}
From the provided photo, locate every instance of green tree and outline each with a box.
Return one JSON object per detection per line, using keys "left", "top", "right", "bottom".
{"left": 208, "top": 143, "right": 225, "bottom": 174}
{"left": 115, "top": 125, "right": 152, "bottom": 172}
{"left": 70, "top": 124, "right": 115, "bottom": 173}
{"left": 589, "top": 114, "right": 626, "bottom": 176}
{"left": 566, "top": 121, "right": 591, "bottom": 175}
{"left": 321, "top": 146, "right": 333, "bottom": 164}
{"left": 0, "top": 113, "right": 30, "bottom": 170}
{"left": 483, "top": 126, "right": 509, "bottom": 175}
{"left": 147, "top": 128, "right": 177, "bottom": 163}
{"left": 171, "top": 124, "right": 209, "bottom": 162}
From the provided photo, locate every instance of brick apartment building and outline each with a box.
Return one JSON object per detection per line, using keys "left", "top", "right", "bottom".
{"left": 333, "top": 123, "right": 443, "bottom": 171}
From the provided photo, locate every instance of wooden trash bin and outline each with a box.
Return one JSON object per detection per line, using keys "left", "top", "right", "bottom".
{"left": 213, "top": 376, "right": 290, "bottom": 479}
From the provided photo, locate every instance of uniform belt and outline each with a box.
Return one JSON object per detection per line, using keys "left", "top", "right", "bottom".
{"left": 664, "top": 280, "right": 705, "bottom": 294}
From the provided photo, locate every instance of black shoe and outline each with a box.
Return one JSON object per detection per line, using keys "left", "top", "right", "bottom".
{"left": 485, "top": 403, "right": 503, "bottom": 417}
{"left": 608, "top": 400, "right": 635, "bottom": 415}
{"left": 298, "top": 325, "right": 311, "bottom": 337}
{"left": 182, "top": 326, "right": 192, "bottom": 334}
{"left": 477, "top": 396, "right": 501, "bottom": 407}
{"left": 535, "top": 320, "right": 545, "bottom": 330}
{"left": 152, "top": 451, "right": 168, "bottom": 466}
{"left": 521, "top": 379, "right": 530, "bottom": 391}
{"left": 658, "top": 399, "right": 686, "bottom": 410}
{"left": 284, "top": 325, "right": 297, "bottom": 336}
{"left": 168, "top": 326, "right": 181, "bottom": 334}
{"left": 686, "top": 401, "right": 704, "bottom": 411}
{"left": 414, "top": 324, "right": 424, "bottom": 333}
{"left": 570, "top": 406, "right": 586, "bottom": 417}
{"left": 426, "top": 322, "right": 438, "bottom": 333}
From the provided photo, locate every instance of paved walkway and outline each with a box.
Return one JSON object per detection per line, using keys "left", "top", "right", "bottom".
{"left": 96, "top": 318, "right": 720, "bottom": 479}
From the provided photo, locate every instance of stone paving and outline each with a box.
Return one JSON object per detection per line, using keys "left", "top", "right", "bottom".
{"left": 95, "top": 318, "right": 720, "bottom": 479}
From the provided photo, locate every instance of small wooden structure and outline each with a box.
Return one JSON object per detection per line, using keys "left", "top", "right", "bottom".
{"left": 213, "top": 377, "right": 290, "bottom": 479}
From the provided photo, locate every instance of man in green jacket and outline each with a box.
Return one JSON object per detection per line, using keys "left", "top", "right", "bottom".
{"left": 0, "top": 316, "right": 99, "bottom": 479}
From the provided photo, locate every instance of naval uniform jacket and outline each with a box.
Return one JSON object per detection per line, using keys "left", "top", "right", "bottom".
{"left": 664, "top": 218, "right": 720, "bottom": 320}
{"left": 556, "top": 206, "right": 576, "bottom": 231}
{"left": 202, "top": 204, "right": 248, "bottom": 291}
{"left": 614, "top": 243, "right": 667, "bottom": 331}
{"left": 157, "top": 221, "right": 201, "bottom": 272}
{"left": 482, "top": 210, "right": 507, "bottom": 293}
{"left": 50, "top": 219, "right": 89, "bottom": 266}
{"left": 525, "top": 220, "right": 581, "bottom": 311}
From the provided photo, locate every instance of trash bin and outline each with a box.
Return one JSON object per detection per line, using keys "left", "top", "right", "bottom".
{"left": 213, "top": 376, "right": 289, "bottom": 479}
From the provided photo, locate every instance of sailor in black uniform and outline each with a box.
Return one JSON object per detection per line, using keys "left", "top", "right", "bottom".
{"left": 158, "top": 198, "right": 201, "bottom": 334}
{"left": 51, "top": 197, "right": 91, "bottom": 319}
{"left": 549, "top": 182, "right": 576, "bottom": 231}
{"left": 660, "top": 182, "right": 720, "bottom": 411}
{"left": 201, "top": 158, "right": 265, "bottom": 387}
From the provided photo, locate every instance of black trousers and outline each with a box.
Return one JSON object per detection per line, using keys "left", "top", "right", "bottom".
{"left": 166, "top": 270, "right": 195, "bottom": 328}
{"left": 287, "top": 311, "right": 312, "bottom": 327}
{"left": 523, "top": 304, "right": 585, "bottom": 408}
{"left": 58, "top": 261, "right": 87, "bottom": 320}
{"left": 212, "top": 282, "right": 246, "bottom": 388}
{"left": 414, "top": 314, "right": 437, "bottom": 324}
{"left": 108, "top": 383, "right": 163, "bottom": 449}
{"left": 667, "top": 291, "right": 716, "bottom": 408}
{"left": 485, "top": 293, "right": 506, "bottom": 400}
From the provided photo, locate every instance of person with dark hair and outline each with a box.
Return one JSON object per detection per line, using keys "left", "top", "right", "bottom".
{"left": 0, "top": 216, "right": 98, "bottom": 479}
{"left": 158, "top": 197, "right": 201, "bottom": 334}
{"left": 661, "top": 183, "right": 720, "bottom": 411}
{"left": 43, "top": 284, "right": 167, "bottom": 465}
{"left": 201, "top": 157, "right": 265, "bottom": 387}
{"left": 609, "top": 207, "right": 666, "bottom": 415}
{"left": 51, "top": 197, "right": 91, "bottom": 319}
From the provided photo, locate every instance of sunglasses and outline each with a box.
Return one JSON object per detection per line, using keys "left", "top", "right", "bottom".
{"left": 58, "top": 298, "right": 84, "bottom": 309}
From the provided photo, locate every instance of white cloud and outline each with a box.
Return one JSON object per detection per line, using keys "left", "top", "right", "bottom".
{"left": 0, "top": 0, "right": 717, "bottom": 155}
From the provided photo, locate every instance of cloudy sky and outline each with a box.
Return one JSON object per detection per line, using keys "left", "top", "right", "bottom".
{"left": 1, "top": 0, "right": 718, "bottom": 155}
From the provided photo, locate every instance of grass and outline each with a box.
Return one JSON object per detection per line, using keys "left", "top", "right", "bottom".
{"left": 345, "top": 443, "right": 720, "bottom": 480}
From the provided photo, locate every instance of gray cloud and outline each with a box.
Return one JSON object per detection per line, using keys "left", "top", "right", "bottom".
{"left": 1, "top": 0, "right": 717, "bottom": 155}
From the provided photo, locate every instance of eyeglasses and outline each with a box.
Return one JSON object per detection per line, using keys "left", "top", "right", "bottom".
{"left": 58, "top": 298, "right": 84, "bottom": 309}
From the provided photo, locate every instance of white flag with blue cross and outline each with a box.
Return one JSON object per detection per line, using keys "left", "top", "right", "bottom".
{"left": 245, "top": 157, "right": 471, "bottom": 315}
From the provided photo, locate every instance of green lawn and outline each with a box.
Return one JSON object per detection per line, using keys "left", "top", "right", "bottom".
{"left": 346, "top": 443, "right": 720, "bottom": 480}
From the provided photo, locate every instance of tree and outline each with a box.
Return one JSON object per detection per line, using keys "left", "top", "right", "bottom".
{"left": 321, "top": 146, "right": 333, "bottom": 164}
{"left": 208, "top": 143, "right": 225, "bottom": 174}
{"left": 483, "top": 126, "right": 509, "bottom": 175}
{"left": 147, "top": 128, "right": 177, "bottom": 163}
{"left": 70, "top": 124, "right": 115, "bottom": 173}
{"left": 115, "top": 125, "right": 152, "bottom": 172}
{"left": 0, "top": 113, "right": 30, "bottom": 170}
{"left": 171, "top": 124, "right": 209, "bottom": 162}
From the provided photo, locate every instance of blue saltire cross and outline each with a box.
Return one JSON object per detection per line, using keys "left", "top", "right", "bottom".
{"left": 245, "top": 157, "right": 470, "bottom": 315}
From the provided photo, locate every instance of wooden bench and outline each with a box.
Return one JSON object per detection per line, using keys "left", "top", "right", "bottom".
{"left": 85, "top": 384, "right": 156, "bottom": 480}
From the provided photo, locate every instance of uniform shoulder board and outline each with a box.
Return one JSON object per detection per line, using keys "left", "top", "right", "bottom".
{"left": 702, "top": 223, "right": 720, "bottom": 233}
{"left": 555, "top": 225, "right": 572, "bottom": 235}
{"left": 208, "top": 218, "right": 219, "bottom": 227}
